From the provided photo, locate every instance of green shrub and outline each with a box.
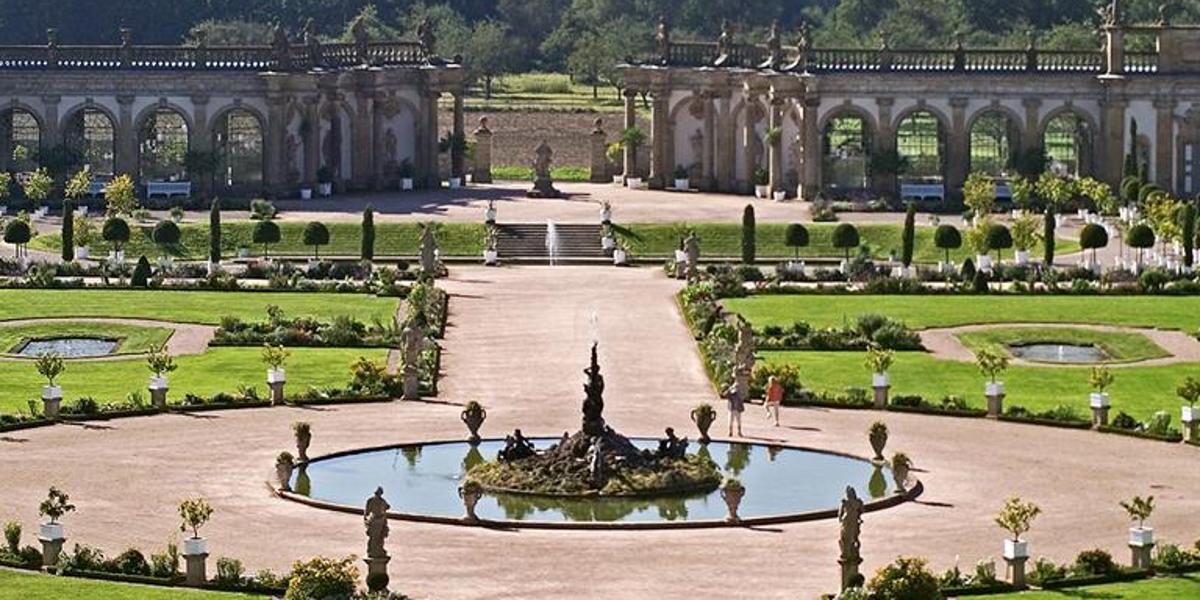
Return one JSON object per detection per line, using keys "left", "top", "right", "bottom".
{"left": 111, "top": 548, "right": 151, "bottom": 576}
{"left": 215, "top": 556, "right": 245, "bottom": 585}
{"left": 101, "top": 217, "right": 131, "bottom": 251}
{"left": 149, "top": 544, "right": 178, "bottom": 579}
{"left": 303, "top": 221, "right": 331, "bottom": 259}
{"left": 3, "top": 521, "right": 19, "bottom": 553}
{"left": 284, "top": 555, "right": 359, "bottom": 600}
{"left": 361, "top": 205, "right": 375, "bottom": 261}
{"left": 209, "top": 199, "right": 222, "bottom": 263}
{"left": 1071, "top": 548, "right": 1119, "bottom": 577}
{"left": 867, "top": 556, "right": 942, "bottom": 600}
{"left": 741, "top": 204, "right": 756, "bottom": 264}
{"left": 131, "top": 256, "right": 152, "bottom": 287}
{"left": 832, "top": 223, "right": 860, "bottom": 260}
{"left": 784, "top": 223, "right": 809, "bottom": 257}
{"left": 933, "top": 224, "right": 961, "bottom": 263}
{"left": 750, "top": 363, "right": 802, "bottom": 400}
{"left": 1028, "top": 557, "right": 1067, "bottom": 586}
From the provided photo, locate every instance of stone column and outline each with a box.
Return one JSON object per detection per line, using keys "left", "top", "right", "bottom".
{"left": 184, "top": 552, "right": 208, "bottom": 586}
{"left": 115, "top": 95, "right": 137, "bottom": 177}
{"left": 622, "top": 88, "right": 638, "bottom": 181}
{"left": 649, "top": 89, "right": 670, "bottom": 188}
{"left": 303, "top": 96, "right": 321, "bottom": 188}
{"left": 269, "top": 381, "right": 285, "bottom": 405}
{"left": 149, "top": 381, "right": 168, "bottom": 410}
{"left": 39, "top": 531, "right": 64, "bottom": 568}
{"left": 589, "top": 118, "right": 609, "bottom": 183}
{"left": 873, "top": 97, "right": 896, "bottom": 198}
{"left": 946, "top": 97, "right": 970, "bottom": 210}
{"left": 0, "top": 109, "right": 11, "bottom": 172}
{"left": 767, "top": 94, "right": 784, "bottom": 197}
{"left": 1005, "top": 556, "right": 1028, "bottom": 589}
{"left": 451, "top": 90, "right": 465, "bottom": 180}
{"left": 264, "top": 94, "right": 288, "bottom": 195}
{"left": 701, "top": 93, "right": 716, "bottom": 190}
{"left": 1099, "top": 95, "right": 1128, "bottom": 186}
{"left": 1021, "top": 98, "right": 1042, "bottom": 156}
{"left": 799, "top": 97, "right": 822, "bottom": 200}
{"left": 417, "top": 88, "right": 441, "bottom": 188}
{"left": 472, "top": 116, "right": 493, "bottom": 184}
{"left": 1154, "top": 98, "right": 1176, "bottom": 190}
{"left": 986, "top": 390, "right": 1005, "bottom": 418}
{"left": 740, "top": 94, "right": 761, "bottom": 187}
{"left": 371, "top": 93, "right": 386, "bottom": 190}
{"left": 40, "top": 95, "right": 61, "bottom": 153}
{"left": 190, "top": 94, "right": 211, "bottom": 196}
{"left": 714, "top": 90, "right": 737, "bottom": 192}
{"left": 1130, "top": 539, "right": 1154, "bottom": 569}
{"left": 352, "top": 89, "right": 375, "bottom": 191}
{"left": 1104, "top": 26, "right": 1125, "bottom": 78}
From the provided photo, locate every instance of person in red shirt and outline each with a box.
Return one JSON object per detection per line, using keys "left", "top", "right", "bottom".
{"left": 764, "top": 375, "right": 784, "bottom": 426}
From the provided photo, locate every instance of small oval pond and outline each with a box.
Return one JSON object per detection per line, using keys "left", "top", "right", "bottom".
{"left": 288, "top": 439, "right": 902, "bottom": 525}
{"left": 17, "top": 337, "right": 118, "bottom": 358}
{"left": 1009, "top": 343, "right": 1104, "bottom": 364}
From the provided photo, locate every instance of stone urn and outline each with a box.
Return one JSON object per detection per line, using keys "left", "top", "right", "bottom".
{"left": 461, "top": 402, "right": 487, "bottom": 445}
{"left": 891, "top": 454, "right": 912, "bottom": 494}
{"left": 691, "top": 404, "right": 716, "bottom": 444}
{"left": 275, "top": 453, "right": 295, "bottom": 491}
{"left": 295, "top": 431, "right": 311, "bottom": 463}
{"left": 720, "top": 479, "right": 745, "bottom": 523}
{"left": 458, "top": 481, "right": 483, "bottom": 522}
{"left": 868, "top": 422, "right": 888, "bottom": 462}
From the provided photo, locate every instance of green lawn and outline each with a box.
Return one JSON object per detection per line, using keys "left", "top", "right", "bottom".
{"left": 987, "top": 573, "right": 1200, "bottom": 599}
{"left": 618, "top": 223, "right": 1080, "bottom": 262}
{"left": 30, "top": 221, "right": 487, "bottom": 260}
{"left": 492, "top": 165, "right": 592, "bottom": 182}
{"left": 0, "top": 347, "right": 390, "bottom": 415}
{"left": 956, "top": 327, "right": 1171, "bottom": 363}
{"left": 725, "top": 295, "right": 1200, "bottom": 332}
{"left": 0, "top": 569, "right": 264, "bottom": 599}
{"left": 0, "top": 322, "right": 173, "bottom": 356}
{"left": 762, "top": 350, "right": 1193, "bottom": 420}
{"left": 0, "top": 290, "right": 398, "bottom": 325}
{"left": 445, "top": 72, "right": 625, "bottom": 110}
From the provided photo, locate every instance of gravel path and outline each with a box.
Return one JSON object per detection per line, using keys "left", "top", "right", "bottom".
{"left": 919, "top": 322, "right": 1200, "bottom": 368}
{"left": 0, "top": 317, "right": 214, "bottom": 360}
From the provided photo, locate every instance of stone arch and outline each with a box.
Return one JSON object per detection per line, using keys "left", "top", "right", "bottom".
{"left": 731, "top": 94, "right": 768, "bottom": 184}
{"left": 0, "top": 103, "right": 43, "bottom": 172}
{"left": 210, "top": 104, "right": 266, "bottom": 191}
{"left": 893, "top": 106, "right": 948, "bottom": 180}
{"left": 820, "top": 104, "right": 876, "bottom": 191}
{"left": 669, "top": 93, "right": 705, "bottom": 177}
{"left": 134, "top": 103, "right": 192, "bottom": 182}
{"left": 318, "top": 97, "right": 356, "bottom": 182}
{"left": 376, "top": 94, "right": 419, "bottom": 184}
{"left": 60, "top": 102, "right": 118, "bottom": 177}
{"left": 967, "top": 106, "right": 1022, "bottom": 177}
{"left": 1040, "top": 105, "right": 1096, "bottom": 177}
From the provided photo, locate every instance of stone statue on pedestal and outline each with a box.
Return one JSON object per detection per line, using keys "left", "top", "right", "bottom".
{"left": 684, "top": 232, "right": 700, "bottom": 281}
{"left": 581, "top": 343, "right": 606, "bottom": 436}
{"left": 364, "top": 487, "right": 390, "bottom": 559}
{"left": 419, "top": 226, "right": 439, "bottom": 277}
{"left": 400, "top": 321, "right": 431, "bottom": 400}
{"left": 527, "top": 141, "right": 562, "bottom": 198}
{"left": 734, "top": 318, "right": 755, "bottom": 402}
{"left": 838, "top": 486, "right": 864, "bottom": 590}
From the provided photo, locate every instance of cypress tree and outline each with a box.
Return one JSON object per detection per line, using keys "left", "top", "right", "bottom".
{"left": 901, "top": 202, "right": 916, "bottom": 267}
{"left": 1182, "top": 203, "right": 1196, "bottom": 268}
{"left": 209, "top": 198, "right": 221, "bottom": 264}
{"left": 131, "top": 256, "right": 152, "bottom": 287}
{"left": 61, "top": 199, "right": 75, "bottom": 262}
{"left": 1043, "top": 206, "right": 1056, "bottom": 268}
{"left": 361, "top": 205, "right": 376, "bottom": 262}
{"left": 741, "top": 204, "right": 756, "bottom": 264}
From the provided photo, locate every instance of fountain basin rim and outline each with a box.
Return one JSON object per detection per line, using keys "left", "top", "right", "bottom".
{"left": 273, "top": 436, "right": 923, "bottom": 530}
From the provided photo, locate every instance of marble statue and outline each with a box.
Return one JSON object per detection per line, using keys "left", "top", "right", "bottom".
{"left": 364, "top": 487, "right": 390, "bottom": 559}
{"left": 400, "top": 321, "right": 431, "bottom": 400}
{"left": 684, "top": 232, "right": 700, "bottom": 281}
{"left": 419, "top": 226, "right": 438, "bottom": 276}
{"left": 527, "top": 141, "right": 562, "bottom": 198}
{"left": 838, "top": 486, "right": 864, "bottom": 590}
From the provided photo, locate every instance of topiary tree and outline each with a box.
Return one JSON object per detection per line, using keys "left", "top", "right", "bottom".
{"left": 102, "top": 217, "right": 131, "bottom": 256}
{"left": 209, "top": 198, "right": 222, "bottom": 264}
{"left": 61, "top": 199, "right": 75, "bottom": 262}
{"left": 832, "top": 223, "right": 860, "bottom": 262}
{"left": 131, "top": 256, "right": 152, "bottom": 287}
{"left": 901, "top": 202, "right": 916, "bottom": 267}
{"left": 784, "top": 223, "right": 809, "bottom": 258}
{"left": 151, "top": 220, "right": 181, "bottom": 260}
{"left": 303, "top": 221, "right": 330, "bottom": 260}
{"left": 1043, "top": 206, "right": 1056, "bottom": 267}
{"left": 104, "top": 174, "right": 138, "bottom": 217}
{"left": 741, "top": 204, "right": 756, "bottom": 264}
{"left": 986, "top": 223, "right": 1012, "bottom": 263}
{"left": 361, "top": 205, "right": 375, "bottom": 262}
{"left": 933, "top": 224, "right": 961, "bottom": 265}
{"left": 963, "top": 172, "right": 996, "bottom": 217}
{"left": 1181, "top": 202, "right": 1196, "bottom": 268}
{"left": 1079, "top": 223, "right": 1109, "bottom": 265}
{"left": 1127, "top": 223, "right": 1155, "bottom": 267}
{"left": 21, "top": 168, "right": 53, "bottom": 211}
{"left": 253, "top": 219, "right": 281, "bottom": 259}
{"left": 3, "top": 219, "right": 31, "bottom": 259}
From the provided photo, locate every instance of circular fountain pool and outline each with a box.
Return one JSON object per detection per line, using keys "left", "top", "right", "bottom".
{"left": 16, "top": 337, "right": 118, "bottom": 358}
{"left": 1009, "top": 343, "right": 1104, "bottom": 364}
{"left": 284, "top": 438, "right": 913, "bottom": 527}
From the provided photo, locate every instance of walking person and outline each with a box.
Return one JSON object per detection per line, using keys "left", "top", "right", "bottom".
{"left": 725, "top": 381, "right": 745, "bottom": 437}
{"left": 763, "top": 375, "right": 784, "bottom": 426}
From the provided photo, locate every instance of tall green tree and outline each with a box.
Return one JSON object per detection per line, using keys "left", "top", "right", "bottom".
{"left": 741, "top": 204, "right": 756, "bottom": 264}
{"left": 1043, "top": 206, "right": 1056, "bottom": 267}
{"left": 1181, "top": 202, "right": 1196, "bottom": 268}
{"left": 61, "top": 199, "right": 75, "bottom": 262}
{"left": 209, "top": 198, "right": 221, "bottom": 265}
{"left": 361, "top": 205, "right": 376, "bottom": 262}
{"left": 901, "top": 202, "right": 916, "bottom": 267}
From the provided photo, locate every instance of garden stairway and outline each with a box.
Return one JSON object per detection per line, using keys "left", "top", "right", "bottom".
{"left": 494, "top": 223, "right": 608, "bottom": 261}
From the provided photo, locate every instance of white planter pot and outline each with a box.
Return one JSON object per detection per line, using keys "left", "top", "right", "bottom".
{"left": 483, "top": 250, "right": 498, "bottom": 265}
{"left": 75, "top": 246, "right": 89, "bottom": 260}
{"left": 149, "top": 376, "right": 168, "bottom": 391}
{"left": 977, "top": 254, "right": 993, "bottom": 272}
{"left": 401, "top": 178, "right": 414, "bottom": 191}
{"left": 612, "top": 175, "right": 624, "bottom": 185}
{"left": 306, "top": 259, "right": 321, "bottom": 271}
{"left": 1015, "top": 250, "right": 1029, "bottom": 265}
{"left": 485, "top": 208, "right": 497, "bottom": 222}
{"left": 1077, "top": 209, "right": 1089, "bottom": 220}
{"left": 237, "top": 247, "right": 250, "bottom": 258}
{"left": 39, "top": 523, "right": 64, "bottom": 541}
{"left": 613, "top": 249, "right": 628, "bottom": 266}
{"left": 448, "top": 177, "right": 462, "bottom": 189}
{"left": 157, "top": 257, "right": 174, "bottom": 269}
{"left": 1182, "top": 405, "right": 1199, "bottom": 423}
{"left": 267, "top": 368, "right": 286, "bottom": 384}
{"left": 1003, "top": 539, "right": 1028, "bottom": 560}
{"left": 601, "top": 236, "right": 615, "bottom": 251}
{"left": 207, "top": 261, "right": 220, "bottom": 276}
{"left": 986, "top": 381, "right": 1005, "bottom": 397}
{"left": 787, "top": 261, "right": 806, "bottom": 275}
{"left": 674, "top": 249, "right": 688, "bottom": 263}
{"left": 625, "top": 177, "right": 643, "bottom": 189}
{"left": 1129, "top": 526, "right": 1154, "bottom": 547}
{"left": 299, "top": 188, "right": 313, "bottom": 200}
{"left": 110, "top": 250, "right": 125, "bottom": 263}
{"left": 939, "top": 261, "right": 956, "bottom": 274}
{"left": 318, "top": 183, "right": 333, "bottom": 197}
{"left": 600, "top": 209, "right": 612, "bottom": 223}
{"left": 674, "top": 178, "right": 689, "bottom": 191}
{"left": 873, "top": 373, "right": 890, "bottom": 388}
{"left": 773, "top": 191, "right": 787, "bottom": 202}
{"left": 183, "top": 537, "right": 207, "bottom": 556}
{"left": 42, "top": 385, "right": 62, "bottom": 400}
{"left": 0, "top": 205, "right": 6, "bottom": 215}
{"left": 754, "top": 185, "right": 769, "bottom": 199}
{"left": 1090, "top": 392, "right": 1110, "bottom": 409}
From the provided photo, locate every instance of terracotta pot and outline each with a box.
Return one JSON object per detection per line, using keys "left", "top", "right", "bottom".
{"left": 461, "top": 405, "right": 487, "bottom": 445}
{"left": 690, "top": 407, "right": 715, "bottom": 444}
{"left": 721, "top": 485, "right": 745, "bottom": 522}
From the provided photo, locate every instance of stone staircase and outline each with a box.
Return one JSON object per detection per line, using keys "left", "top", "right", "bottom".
{"left": 494, "top": 223, "right": 608, "bottom": 260}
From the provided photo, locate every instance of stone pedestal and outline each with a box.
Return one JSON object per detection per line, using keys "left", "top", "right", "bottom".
{"left": 1184, "top": 418, "right": 1199, "bottom": 444}
{"left": 184, "top": 552, "right": 208, "bottom": 586}
{"left": 839, "top": 557, "right": 862, "bottom": 592}
{"left": 873, "top": 385, "right": 889, "bottom": 410}
{"left": 1091, "top": 406, "right": 1110, "bottom": 429}
{"left": 1004, "top": 556, "right": 1028, "bottom": 589}
{"left": 268, "top": 381, "right": 285, "bottom": 406}
{"left": 986, "top": 394, "right": 1005, "bottom": 419}
{"left": 39, "top": 536, "right": 64, "bottom": 569}
{"left": 472, "top": 117, "right": 493, "bottom": 184}
{"left": 150, "top": 387, "right": 168, "bottom": 410}
{"left": 1130, "top": 543, "right": 1154, "bottom": 570}
{"left": 365, "top": 555, "right": 391, "bottom": 592}
{"left": 589, "top": 118, "right": 609, "bottom": 183}
{"left": 402, "top": 370, "right": 420, "bottom": 400}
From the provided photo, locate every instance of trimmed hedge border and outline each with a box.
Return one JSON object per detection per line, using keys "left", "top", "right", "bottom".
{"left": 54, "top": 568, "right": 283, "bottom": 597}
{"left": 941, "top": 582, "right": 1016, "bottom": 597}
{"left": 1036, "top": 568, "right": 1151, "bottom": 590}
{"left": 1097, "top": 425, "right": 1185, "bottom": 443}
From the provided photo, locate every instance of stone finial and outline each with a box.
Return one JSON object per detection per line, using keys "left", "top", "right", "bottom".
{"left": 46, "top": 28, "right": 58, "bottom": 47}
{"left": 713, "top": 19, "right": 734, "bottom": 67}
{"left": 119, "top": 27, "right": 132, "bottom": 47}
{"left": 655, "top": 15, "right": 670, "bottom": 65}
{"left": 351, "top": 14, "right": 370, "bottom": 64}
{"left": 272, "top": 25, "right": 292, "bottom": 70}
{"left": 417, "top": 18, "right": 438, "bottom": 59}
{"left": 195, "top": 29, "right": 208, "bottom": 48}
{"left": 760, "top": 20, "right": 782, "bottom": 70}
{"left": 476, "top": 116, "right": 490, "bottom": 133}
{"left": 592, "top": 117, "right": 604, "bottom": 135}
{"left": 1025, "top": 29, "right": 1037, "bottom": 51}
{"left": 1158, "top": 2, "right": 1171, "bottom": 26}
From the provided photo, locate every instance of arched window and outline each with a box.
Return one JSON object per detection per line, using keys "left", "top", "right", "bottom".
{"left": 822, "top": 113, "right": 870, "bottom": 190}
{"left": 64, "top": 108, "right": 115, "bottom": 177}
{"left": 213, "top": 109, "right": 264, "bottom": 189}
{"left": 970, "top": 112, "right": 1018, "bottom": 177}
{"left": 1, "top": 109, "right": 40, "bottom": 172}
{"left": 139, "top": 108, "right": 189, "bottom": 182}
{"left": 1044, "top": 113, "right": 1091, "bottom": 177}
{"left": 896, "top": 111, "right": 944, "bottom": 180}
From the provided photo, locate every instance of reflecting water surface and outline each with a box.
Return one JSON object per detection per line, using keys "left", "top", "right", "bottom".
{"left": 292, "top": 439, "right": 892, "bottom": 523}
{"left": 1009, "top": 343, "right": 1104, "bottom": 364}
{"left": 17, "top": 337, "right": 117, "bottom": 357}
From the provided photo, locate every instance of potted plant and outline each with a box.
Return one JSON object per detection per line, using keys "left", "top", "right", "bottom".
{"left": 1089, "top": 366, "right": 1114, "bottom": 410}
{"left": 1177, "top": 376, "right": 1200, "bottom": 425}
{"left": 146, "top": 343, "right": 176, "bottom": 401}
{"left": 169, "top": 205, "right": 185, "bottom": 224}
{"left": 22, "top": 168, "right": 52, "bottom": 218}
{"left": 1120, "top": 495, "right": 1155, "bottom": 547}
{"left": 73, "top": 214, "right": 94, "bottom": 260}
{"left": 440, "top": 132, "right": 467, "bottom": 188}
{"left": 619, "top": 127, "right": 645, "bottom": 187}
{"left": 691, "top": 403, "right": 716, "bottom": 444}
{"left": 601, "top": 224, "right": 616, "bottom": 251}
{"left": 934, "top": 224, "right": 961, "bottom": 274}
{"left": 275, "top": 451, "right": 295, "bottom": 491}
{"left": 753, "top": 167, "right": 769, "bottom": 199}
{"left": 865, "top": 344, "right": 894, "bottom": 389}
{"left": 975, "top": 348, "right": 1009, "bottom": 398}
{"left": 482, "top": 226, "right": 499, "bottom": 266}
{"left": 461, "top": 401, "right": 487, "bottom": 445}
{"left": 398, "top": 158, "right": 415, "bottom": 191}
{"left": 102, "top": 216, "right": 131, "bottom": 262}
{"left": 152, "top": 220, "right": 181, "bottom": 268}
{"left": 673, "top": 165, "right": 689, "bottom": 191}
{"left": 292, "top": 421, "right": 312, "bottom": 462}
{"left": 38, "top": 487, "right": 75, "bottom": 541}
{"left": 316, "top": 166, "right": 335, "bottom": 197}
{"left": 613, "top": 239, "right": 629, "bottom": 266}
{"left": 1011, "top": 213, "right": 1040, "bottom": 266}
{"left": 995, "top": 496, "right": 1041, "bottom": 561}
{"left": 891, "top": 452, "right": 912, "bottom": 493}
{"left": 35, "top": 353, "right": 64, "bottom": 417}
{"left": 868, "top": 421, "right": 888, "bottom": 462}
{"left": 966, "top": 221, "right": 993, "bottom": 272}
{"left": 262, "top": 343, "right": 289, "bottom": 386}
{"left": 0, "top": 170, "right": 11, "bottom": 215}
{"left": 600, "top": 201, "right": 612, "bottom": 225}
{"left": 484, "top": 199, "right": 497, "bottom": 224}
{"left": 458, "top": 480, "right": 483, "bottom": 522}
{"left": 178, "top": 497, "right": 213, "bottom": 556}
{"left": 302, "top": 221, "right": 330, "bottom": 268}
{"left": 720, "top": 477, "right": 745, "bottom": 522}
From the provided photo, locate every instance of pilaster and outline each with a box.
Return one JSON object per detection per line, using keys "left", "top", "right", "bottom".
{"left": 1154, "top": 97, "right": 1177, "bottom": 191}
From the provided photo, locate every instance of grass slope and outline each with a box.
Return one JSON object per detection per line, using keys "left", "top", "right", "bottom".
{"left": 0, "top": 290, "right": 398, "bottom": 325}
{"left": 0, "top": 322, "right": 173, "bottom": 356}
{"left": 956, "top": 327, "right": 1170, "bottom": 363}
{"left": 987, "top": 574, "right": 1200, "bottom": 599}
{"left": 0, "top": 569, "right": 264, "bottom": 600}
